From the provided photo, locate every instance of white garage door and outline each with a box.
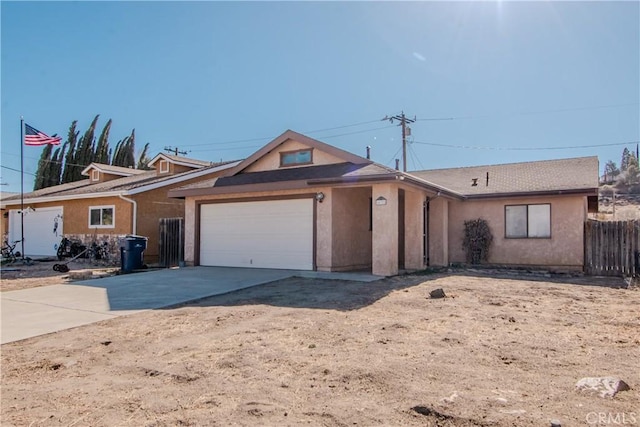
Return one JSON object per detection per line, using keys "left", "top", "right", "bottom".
{"left": 9, "top": 206, "right": 63, "bottom": 257}
{"left": 200, "top": 199, "right": 313, "bottom": 270}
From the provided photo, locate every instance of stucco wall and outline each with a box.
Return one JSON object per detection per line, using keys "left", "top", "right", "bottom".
{"left": 331, "top": 187, "right": 372, "bottom": 271}
{"left": 428, "top": 197, "right": 449, "bottom": 266}
{"left": 12, "top": 197, "right": 134, "bottom": 237}
{"left": 132, "top": 187, "right": 185, "bottom": 261}
{"left": 244, "top": 139, "right": 345, "bottom": 172}
{"left": 404, "top": 189, "right": 426, "bottom": 270}
{"left": 447, "top": 195, "right": 587, "bottom": 268}
{"left": 372, "top": 183, "right": 399, "bottom": 276}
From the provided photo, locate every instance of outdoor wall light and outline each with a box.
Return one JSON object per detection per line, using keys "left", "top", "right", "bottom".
{"left": 316, "top": 192, "right": 325, "bottom": 203}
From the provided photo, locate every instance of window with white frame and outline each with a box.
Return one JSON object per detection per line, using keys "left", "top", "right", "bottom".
{"left": 505, "top": 204, "right": 551, "bottom": 238}
{"left": 159, "top": 159, "right": 169, "bottom": 173}
{"left": 89, "top": 205, "right": 115, "bottom": 228}
{"left": 91, "top": 170, "right": 99, "bottom": 181}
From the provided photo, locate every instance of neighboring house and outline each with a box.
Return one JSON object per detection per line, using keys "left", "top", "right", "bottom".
{"left": 0, "top": 155, "right": 239, "bottom": 260}
{"left": 169, "top": 130, "right": 599, "bottom": 276}
{"left": 1, "top": 191, "right": 19, "bottom": 241}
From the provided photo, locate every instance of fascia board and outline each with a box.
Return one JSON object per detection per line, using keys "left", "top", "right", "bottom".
{"left": 126, "top": 161, "right": 241, "bottom": 195}
{"left": 1, "top": 191, "right": 124, "bottom": 207}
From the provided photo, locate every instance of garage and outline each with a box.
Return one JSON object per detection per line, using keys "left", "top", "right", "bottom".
{"left": 9, "top": 206, "right": 63, "bottom": 257}
{"left": 199, "top": 198, "right": 314, "bottom": 270}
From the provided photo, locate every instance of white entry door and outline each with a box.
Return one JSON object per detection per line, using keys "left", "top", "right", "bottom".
{"left": 9, "top": 206, "right": 63, "bottom": 257}
{"left": 199, "top": 199, "right": 313, "bottom": 270}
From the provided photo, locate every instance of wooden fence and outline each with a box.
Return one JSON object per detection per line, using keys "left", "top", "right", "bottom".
{"left": 159, "top": 217, "right": 184, "bottom": 268}
{"left": 584, "top": 220, "right": 639, "bottom": 277}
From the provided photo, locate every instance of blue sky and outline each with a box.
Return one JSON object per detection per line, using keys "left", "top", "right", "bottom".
{"left": 1, "top": 1, "right": 638, "bottom": 193}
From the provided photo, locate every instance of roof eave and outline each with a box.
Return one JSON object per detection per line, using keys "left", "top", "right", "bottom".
{"left": 169, "top": 179, "right": 312, "bottom": 198}
{"left": 1, "top": 190, "right": 126, "bottom": 207}
{"left": 463, "top": 187, "right": 599, "bottom": 200}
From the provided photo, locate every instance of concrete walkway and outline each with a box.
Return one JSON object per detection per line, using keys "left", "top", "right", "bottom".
{"left": 1, "top": 267, "right": 381, "bottom": 344}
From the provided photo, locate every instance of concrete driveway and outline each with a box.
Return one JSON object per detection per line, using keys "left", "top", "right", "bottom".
{"left": 1, "top": 267, "right": 380, "bottom": 344}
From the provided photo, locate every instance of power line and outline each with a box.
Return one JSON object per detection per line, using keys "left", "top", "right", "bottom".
{"left": 415, "top": 102, "right": 639, "bottom": 122}
{"left": 383, "top": 112, "right": 415, "bottom": 172}
{"left": 1, "top": 165, "right": 36, "bottom": 176}
{"left": 180, "top": 119, "right": 388, "bottom": 148}
{"left": 314, "top": 124, "right": 396, "bottom": 140}
{"left": 412, "top": 140, "right": 640, "bottom": 151}
{"left": 164, "top": 146, "right": 189, "bottom": 156}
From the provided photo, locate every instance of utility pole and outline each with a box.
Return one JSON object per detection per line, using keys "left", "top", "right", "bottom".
{"left": 383, "top": 111, "right": 415, "bottom": 172}
{"left": 164, "top": 146, "right": 188, "bottom": 156}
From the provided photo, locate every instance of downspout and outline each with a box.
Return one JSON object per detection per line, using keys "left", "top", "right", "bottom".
{"left": 118, "top": 194, "right": 137, "bottom": 235}
{"left": 424, "top": 198, "right": 429, "bottom": 266}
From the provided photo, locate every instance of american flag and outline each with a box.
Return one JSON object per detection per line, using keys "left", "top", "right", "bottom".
{"left": 24, "top": 123, "right": 62, "bottom": 146}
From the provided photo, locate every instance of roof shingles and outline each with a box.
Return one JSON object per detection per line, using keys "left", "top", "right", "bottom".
{"left": 2, "top": 160, "right": 237, "bottom": 203}
{"left": 410, "top": 156, "right": 599, "bottom": 196}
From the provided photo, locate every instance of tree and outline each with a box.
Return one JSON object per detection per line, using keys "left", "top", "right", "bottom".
{"left": 137, "top": 142, "right": 152, "bottom": 170}
{"left": 61, "top": 121, "right": 79, "bottom": 184}
{"left": 34, "top": 117, "right": 153, "bottom": 189}
{"left": 621, "top": 148, "right": 631, "bottom": 172}
{"left": 623, "top": 163, "right": 639, "bottom": 186}
{"left": 72, "top": 114, "right": 100, "bottom": 180}
{"left": 94, "top": 119, "right": 112, "bottom": 164}
{"left": 603, "top": 160, "right": 620, "bottom": 183}
{"left": 49, "top": 145, "right": 66, "bottom": 187}
{"left": 33, "top": 144, "right": 53, "bottom": 190}
{"left": 112, "top": 129, "right": 136, "bottom": 168}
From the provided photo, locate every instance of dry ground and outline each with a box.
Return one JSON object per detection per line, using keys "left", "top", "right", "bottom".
{"left": 1, "top": 271, "right": 638, "bottom": 426}
{"left": 0, "top": 259, "right": 118, "bottom": 292}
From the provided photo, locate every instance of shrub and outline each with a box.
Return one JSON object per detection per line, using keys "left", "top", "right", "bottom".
{"left": 462, "top": 219, "right": 493, "bottom": 264}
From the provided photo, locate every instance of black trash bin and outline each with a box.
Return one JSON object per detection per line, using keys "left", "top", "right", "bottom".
{"left": 120, "top": 235, "right": 148, "bottom": 273}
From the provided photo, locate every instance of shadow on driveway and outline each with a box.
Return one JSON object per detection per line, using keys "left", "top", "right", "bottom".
{"left": 173, "top": 274, "right": 441, "bottom": 311}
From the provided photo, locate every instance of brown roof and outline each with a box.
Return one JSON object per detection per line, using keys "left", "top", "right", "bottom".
{"left": 82, "top": 163, "right": 147, "bottom": 176}
{"left": 410, "top": 156, "right": 599, "bottom": 197}
{"left": 148, "top": 153, "right": 217, "bottom": 168}
{"left": 2, "top": 160, "right": 238, "bottom": 204}
{"left": 170, "top": 161, "right": 465, "bottom": 199}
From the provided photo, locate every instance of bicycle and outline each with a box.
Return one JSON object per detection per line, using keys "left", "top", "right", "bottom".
{"left": 56, "top": 237, "right": 86, "bottom": 261}
{"left": 1, "top": 239, "right": 22, "bottom": 264}
{"left": 87, "top": 241, "right": 111, "bottom": 265}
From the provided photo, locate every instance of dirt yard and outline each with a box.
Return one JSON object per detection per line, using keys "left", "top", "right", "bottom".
{"left": 0, "top": 259, "right": 118, "bottom": 292}
{"left": 1, "top": 271, "right": 638, "bottom": 426}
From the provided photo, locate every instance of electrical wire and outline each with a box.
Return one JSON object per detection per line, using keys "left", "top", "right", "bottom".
{"left": 415, "top": 102, "right": 639, "bottom": 122}
{"left": 408, "top": 141, "right": 425, "bottom": 170}
{"left": 412, "top": 140, "right": 640, "bottom": 151}
{"left": 180, "top": 118, "right": 387, "bottom": 148}
{"left": 386, "top": 144, "right": 403, "bottom": 168}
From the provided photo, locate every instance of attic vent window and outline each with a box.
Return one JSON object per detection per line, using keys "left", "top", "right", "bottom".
{"left": 159, "top": 160, "right": 169, "bottom": 173}
{"left": 91, "top": 170, "right": 99, "bottom": 181}
{"left": 280, "top": 149, "right": 312, "bottom": 167}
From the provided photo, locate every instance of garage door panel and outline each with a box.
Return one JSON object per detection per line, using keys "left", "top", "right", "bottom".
{"left": 200, "top": 199, "right": 313, "bottom": 270}
{"left": 8, "top": 206, "right": 63, "bottom": 257}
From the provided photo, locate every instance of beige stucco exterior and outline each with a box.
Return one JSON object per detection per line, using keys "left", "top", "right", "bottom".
{"left": 182, "top": 181, "right": 434, "bottom": 277}
{"left": 177, "top": 131, "right": 593, "bottom": 276}
{"left": 183, "top": 182, "right": 590, "bottom": 275}
{"left": 447, "top": 194, "right": 587, "bottom": 269}
{"left": 244, "top": 139, "right": 345, "bottom": 173}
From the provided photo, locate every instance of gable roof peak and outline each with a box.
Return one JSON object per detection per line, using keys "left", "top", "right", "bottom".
{"left": 147, "top": 152, "right": 217, "bottom": 169}
{"left": 81, "top": 162, "right": 146, "bottom": 177}
{"left": 225, "top": 129, "right": 372, "bottom": 177}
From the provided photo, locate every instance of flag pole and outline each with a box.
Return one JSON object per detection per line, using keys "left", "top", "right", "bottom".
{"left": 20, "top": 117, "right": 25, "bottom": 261}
